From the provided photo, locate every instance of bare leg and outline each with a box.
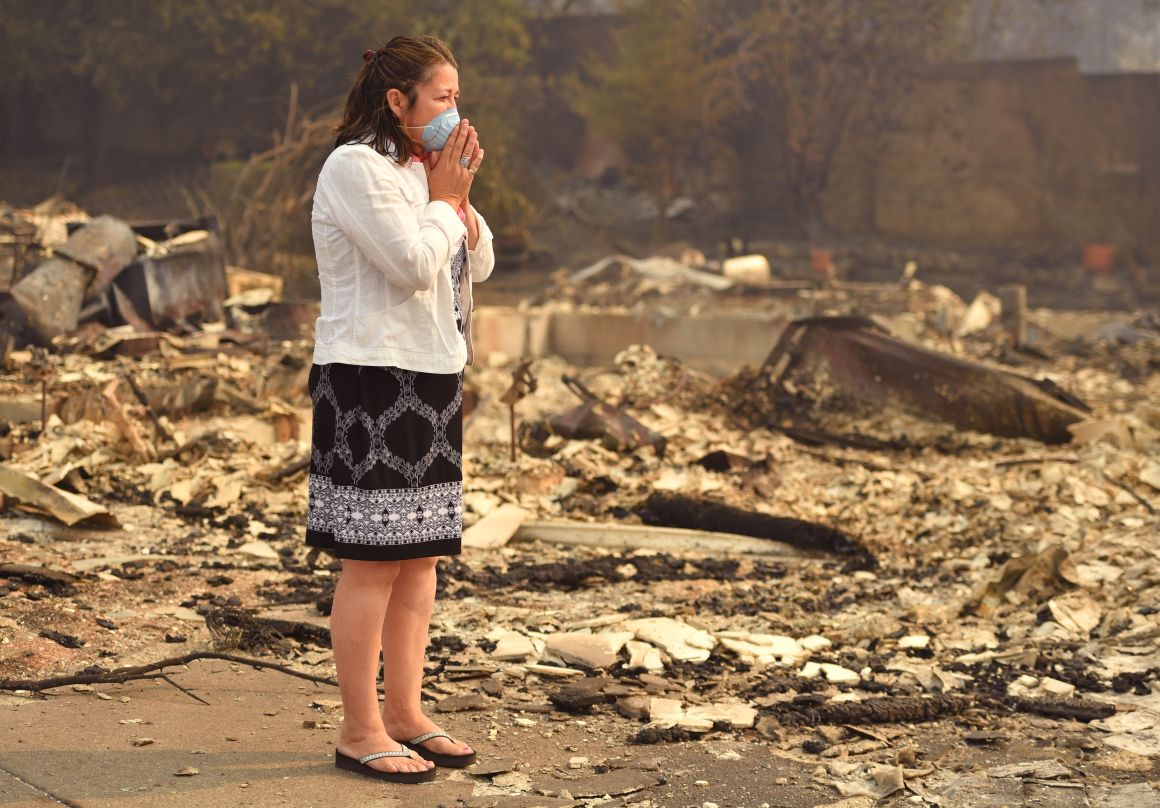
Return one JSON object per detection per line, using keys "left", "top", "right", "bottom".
{"left": 332, "top": 559, "right": 433, "bottom": 774}
{"left": 381, "top": 556, "right": 473, "bottom": 757}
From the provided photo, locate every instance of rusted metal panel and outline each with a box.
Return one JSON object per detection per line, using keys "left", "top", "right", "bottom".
{"left": 7, "top": 216, "right": 137, "bottom": 342}
{"left": 111, "top": 227, "right": 227, "bottom": 330}
{"left": 759, "top": 317, "right": 1090, "bottom": 444}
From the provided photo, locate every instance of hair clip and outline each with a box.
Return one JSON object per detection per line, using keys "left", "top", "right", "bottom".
{"left": 362, "top": 50, "right": 376, "bottom": 63}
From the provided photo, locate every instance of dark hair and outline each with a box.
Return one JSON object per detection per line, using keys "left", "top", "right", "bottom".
{"left": 334, "top": 35, "right": 458, "bottom": 164}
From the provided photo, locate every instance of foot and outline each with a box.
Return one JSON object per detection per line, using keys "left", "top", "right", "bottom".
{"left": 336, "top": 728, "right": 434, "bottom": 775}
{"left": 383, "top": 713, "right": 474, "bottom": 759}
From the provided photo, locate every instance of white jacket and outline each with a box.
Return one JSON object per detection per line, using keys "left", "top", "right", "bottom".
{"left": 310, "top": 142, "right": 495, "bottom": 373}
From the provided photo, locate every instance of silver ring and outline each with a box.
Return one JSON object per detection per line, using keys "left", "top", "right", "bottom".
{"left": 459, "top": 156, "right": 471, "bottom": 168}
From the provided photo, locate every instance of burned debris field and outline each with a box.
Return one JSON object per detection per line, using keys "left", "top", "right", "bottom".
{"left": 1, "top": 200, "right": 1158, "bottom": 806}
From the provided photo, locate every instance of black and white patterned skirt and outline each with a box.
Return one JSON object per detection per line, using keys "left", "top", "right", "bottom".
{"left": 305, "top": 363, "right": 464, "bottom": 561}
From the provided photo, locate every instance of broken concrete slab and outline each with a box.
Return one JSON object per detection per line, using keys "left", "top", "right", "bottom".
{"left": 624, "top": 640, "right": 665, "bottom": 672}
{"left": 799, "top": 662, "right": 861, "bottom": 684}
{"left": 641, "top": 697, "right": 756, "bottom": 733}
{"left": 513, "top": 520, "right": 797, "bottom": 555}
{"left": 683, "top": 703, "right": 758, "bottom": 729}
{"left": 492, "top": 631, "right": 538, "bottom": 662}
{"left": 717, "top": 632, "right": 807, "bottom": 667}
{"left": 463, "top": 504, "right": 529, "bottom": 549}
{"left": 1093, "top": 704, "right": 1160, "bottom": 757}
{"left": 1048, "top": 591, "right": 1103, "bottom": 636}
{"left": 647, "top": 697, "right": 685, "bottom": 723}
{"left": 524, "top": 663, "right": 585, "bottom": 678}
{"left": 463, "top": 796, "right": 575, "bottom": 808}
{"left": 235, "top": 540, "right": 279, "bottom": 560}
{"left": 1088, "top": 783, "right": 1160, "bottom": 808}
{"left": 623, "top": 617, "right": 716, "bottom": 663}
{"left": 544, "top": 631, "right": 634, "bottom": 669}
{"left": 833, "top": 764, "right": 905, "bottom": 799}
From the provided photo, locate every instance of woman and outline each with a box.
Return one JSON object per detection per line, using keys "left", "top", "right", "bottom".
{"left": 305, "top": 35, "right": 494, "bottom": 784}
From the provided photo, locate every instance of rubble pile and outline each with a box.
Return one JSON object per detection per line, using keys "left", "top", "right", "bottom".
{"left": 2, "top": 216, "right": 1159, "bottom": 802}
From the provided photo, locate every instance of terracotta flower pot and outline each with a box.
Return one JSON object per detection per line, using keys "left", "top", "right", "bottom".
{"left": 810, "top": 248, "right": 834, "bottom": 274}
{"left": 1082, "top": 244, "right": 1116, "bottom": 273}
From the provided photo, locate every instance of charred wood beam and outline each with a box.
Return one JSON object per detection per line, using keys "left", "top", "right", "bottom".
{"left": 769, "top": 694, "right": 966, "bottom": 726}
{"left": 642, "top": 491, "right": 873, "bottom": 564}
{"left": 0, "top": 563, "right": 79, "bottom": 594}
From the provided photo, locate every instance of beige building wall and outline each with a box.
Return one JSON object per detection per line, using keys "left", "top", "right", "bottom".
{"left": 823, "top": 59, "right": 1160, "bottom": 260}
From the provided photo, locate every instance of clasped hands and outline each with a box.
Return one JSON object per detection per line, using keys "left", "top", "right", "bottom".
{"left": 425, "top": 120, "right": 483, "bottom": 213}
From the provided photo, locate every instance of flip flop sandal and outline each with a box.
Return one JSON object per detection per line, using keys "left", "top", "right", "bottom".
{"left": 403, "top": 731, "right": 477, "bottom": 768}
{"left": 335, "top": 749, "right": 437, "bottom": 783}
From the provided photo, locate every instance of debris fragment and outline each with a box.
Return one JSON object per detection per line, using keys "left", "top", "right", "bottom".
{"left": 969, "top": 544, "right": 1079, "bottom": 617}
{"left": 500, "top": 358, "right": 538, "bottom": 460}
{"left": 0, "top": 563, "right": 78, "bottom": 594}
{"left": 514, "top": 520, "right": 794, "bottom": 555}
{"left": 756, "top": 316, "right": 1091, "bottom": 443}
{"left": 833, "top": 764, "right": 905, "bottom": 799}
{"left": 549, "top": 680, "right": 610, "bottom": 713}
{"left": 769, "top": 695, "right": 966, "bottom": 726}
{"left": 7, "top": 216, "right": 137, "bottom": 342}
{"left": 39, "top": 629, "right": 84, "bottom": 649}
{"left": 623, "top": 617, "right": 716, "bottom": 663}
{"left": 643, "top": 491, "right": 872, "bottom": 561}
{"left": 522, "top": 375, "right": 667, "bottom": 457}
{"left": 462, "top": 504, "right": 529, "bottom": 549}
{"left": 0, "top": 464, "right": 118, "bottom": 527}
{"left": 545, "top": 630, "right": 634, "bottom": 669}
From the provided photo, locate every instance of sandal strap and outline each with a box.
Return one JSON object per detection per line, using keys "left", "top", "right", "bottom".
{"left": 358, "top": 750, "right": 412, "bottom": 764}
{"left": 408, "top": 730, "right": 452, "bottom": 746}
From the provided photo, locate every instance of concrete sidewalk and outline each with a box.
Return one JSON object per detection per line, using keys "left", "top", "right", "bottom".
{"left": 0, "top": 659, "right": 482, "bottom": 808}
{"left": 0, "top": 658, "right": 815, "bottom": 808}
{"left": 12, "top": 658, "right": 1148, "bottom": 808}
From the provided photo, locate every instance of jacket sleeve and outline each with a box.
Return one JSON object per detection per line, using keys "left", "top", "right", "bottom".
{"left": 323, "top": 148, "right": 466, "bottom": 292}
{"left": 467, "top": 204, "right": 496, "bottom": 283}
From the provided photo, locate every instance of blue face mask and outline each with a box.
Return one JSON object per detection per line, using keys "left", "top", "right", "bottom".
{"left": 417, "top": 107, "right": 460, "bottom": 152}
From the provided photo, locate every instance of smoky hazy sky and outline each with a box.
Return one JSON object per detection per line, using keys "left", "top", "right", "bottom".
{"left": 969, "top": 0, "right": 1160, "bottom": 73}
